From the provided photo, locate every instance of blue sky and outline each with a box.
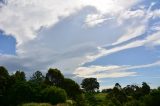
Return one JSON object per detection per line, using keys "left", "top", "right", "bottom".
{"left": 0, "top": 31, "right": 16, "bottom": 55}
{"left": 0, "top": 0, "right": 160, "bottom": 89}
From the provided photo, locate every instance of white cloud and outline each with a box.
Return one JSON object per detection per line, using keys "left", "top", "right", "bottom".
{"left": 117, "top": 9, "right": 145, "bottom": 25}
{"left": 100, "top": 85, "right": 114, "bottom": 90}
{"left": 74, "top": 60, "right": 160, "bottom": 79}
{"left": 113, "top": 25, "right": 146, "bottom": 45}
{"left": 114, "top": 4, "right": 160, "bottom": 45}
{"left": 152, "top": 9, "right": 160, "bottom": 18}
{"left": 0, "top": 0, "right": 83, "bottom": 45}
{"left": 0, "top": 0, "right": 140, "bottom": 45}
{"left": 86, "top": 30, "right": 160, "bottom": 63}
{"left": 83, "top": 0, "right": 141, "bottom": 27}
{"left": 85, "top": 14, "right": 113, "bottom": 27}
{"left": 74, "top": 65, "right": 137, "bottom": 78}
{"left": 145, "top": 31, "right": 160, "bottom": 47}
{"left": 0, "top": 0, "right": 142, "bottom": 74}
{"left": 86, "top": 40, "right": 145, "bottom": 62}
{"left": 74, "top": 65, "right": 126, "bottom": 76}
{"left": 82, "top": 0, "right": 139, "bottom": 14}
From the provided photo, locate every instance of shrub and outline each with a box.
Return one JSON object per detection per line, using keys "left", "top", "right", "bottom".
{"left": 41, "top": 86, "right": 67, "bottom": 105}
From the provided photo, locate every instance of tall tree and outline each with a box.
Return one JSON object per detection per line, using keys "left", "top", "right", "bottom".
{"left": 112, "top": 83, "right": 127, "bottom": 103}
{"left": 45, "top": 68, "right": 64, "bottom": 86}
{"left": 0, "top": 66, "right": 9, "bottom": 105}
{"left": 0, "top": 66, "right": 9, "bottom": 92}
{"left": 29, "top": 71, "right": 45, "bottom": 102}
{"left": 30, "top": 71, "right": 44, "bottom": 84}
{"left": 13, "top": 71, "right": 26, "bottom": 82}
{"left": 62, "top": 78, "right": 82, "bottom": 100}
{"left": 142, "top": 82, "right": 150, "bottom": 95}
{"left": 81, "top": 78, "right": 99, "bottom": 92}
{"left": 8, "top": 81, "right": 34, "bottom": 106}
{"left": 115, "top": 83, "right": 122, "bottom": 90}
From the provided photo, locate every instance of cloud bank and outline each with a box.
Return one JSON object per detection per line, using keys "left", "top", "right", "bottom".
{"left": 0, "top": 0, "right": 160, "bottom": 82}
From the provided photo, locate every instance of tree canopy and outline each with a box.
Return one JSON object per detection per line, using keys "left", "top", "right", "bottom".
{"left": 0, "top": 66, "right": 160, "bottom": 106}
{"left": 81, "top": 78, "right": 99, "bottom": 92}
{"left": 45, "top": 68, "right": 64, "bottom": 87}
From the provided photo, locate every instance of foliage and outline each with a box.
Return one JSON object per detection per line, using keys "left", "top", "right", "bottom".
{"left": 1, "top": 66, "right": 160, "bottom": 106}
{"left": 41, "top": 86, "right": 67, "bottom": 105}
{"left": 62, "top": 78, "right": 82, "bottom": 100}
{"left": 21, "top": 103, "right": 52, "bottom": 106}
{"left": 30, "top": 71, "right": 45, "bottom": 84}
{"left": 81, "top": 78, "right": 99, "bottom": 92}
{"left": 0, "top": 66, "right": 9, "bottom": 105}
{"left": 142, "top": 88, "right": 160, "bottom": 106}
{"left": 124, "top": 100, "right": 141, "bottom": 106}
{"left": 85, "top": 93, "right": 99, "bottom": 106}
{"left": 45, "top": 68, "right": 64, "bottom": 87}
{"left": 8, "top": 81, "right": 34, "bottom": 105}
{"left": 141, "top": 82, "right": 150, "bottom": 95}
{"left": 13, "top": 71, "right": 26, "bottom": 82}
{"left": 74, "top": 94, "right": 87, "bottom": 106}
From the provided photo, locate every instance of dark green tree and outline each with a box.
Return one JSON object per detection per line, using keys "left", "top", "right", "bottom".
{"left": 142, "top": 88, "right": 160, "bottom": 106}
{"left": 81, "top": 78, "right": 99, "bottom": 92}
{"left": 124, "top": 84, "right": 142, "bottom": 100}
{"left": 0, "top": 66, "right": 9, "bottom": 93}
{"left": 123, "top": 85, "right": 135, "bottom": 96}
{"left": 45, "top": 68, "right": 64, "bottom": 87}
{"left": 13, "top": 71, "right": 26, "bottom": 82}
{"left": 62, "top": 78, "right": 82, "bottom": 100}
{"left": 0, "top": 66, "right": 9, "bottom": 105}
{"left": 115, "top": 83, "right": 122, "bottom": 90}
{"left": 30, "top": 71, "right": 44, "bottom": 84}
{"left": 109, "top": 83, "right": 127, "bottom": 104}
{"left": 142, "top": 82, "right": 150, "bottom": 95}
{"left": 8, "top": 81, "right": 34, "bottom": 106}
{"left": 28, "top": 71, "right": 45, "bottom": 102}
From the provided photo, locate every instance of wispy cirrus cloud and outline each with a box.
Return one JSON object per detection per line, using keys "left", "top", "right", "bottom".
{"left": 86, "top": 30, "right": 160, "bottom": 63}
{"left": 74, "top": 60, "right": 160, "bottom": 79}
{"left": 112, "top": 25, "right": 146, "bottom": 45}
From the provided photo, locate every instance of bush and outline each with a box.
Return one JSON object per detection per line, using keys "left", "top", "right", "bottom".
{"left": 41, "top": 86, "right": 67, "bottom": 105}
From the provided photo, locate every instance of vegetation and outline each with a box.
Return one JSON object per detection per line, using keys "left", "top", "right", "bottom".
{"left": 41, "top": 86, "right": 67, "bottom": 105}
{"left": 0, "top": 66, "right": 160, "bottom": 106}
{"left": 81, "top": 78, "right": 99, "bottom": 92}
{"left": 21, "top": 103, "right": 52, "bottom": 106}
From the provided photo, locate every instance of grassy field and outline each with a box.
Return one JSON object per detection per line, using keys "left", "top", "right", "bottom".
{"left": 21, "top": 103, "right": 52, "bottom": 106}
{"left": 95, "top": 93, "right": 107, "bottom": 100}
{"left": 21, "top": 94, "right": 107, "bottom": 106}
{"left": 21, "top": 103, "right": 71, "bottom": 106}
{"left": 21, "top": 100, "right": 73, "bottom": 106}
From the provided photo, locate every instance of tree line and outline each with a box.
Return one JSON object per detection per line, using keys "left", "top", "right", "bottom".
{"left": 0, "top": 66, "right": 160, "bottom": 106}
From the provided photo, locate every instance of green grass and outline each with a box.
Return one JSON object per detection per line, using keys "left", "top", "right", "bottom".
{"left": 21, "top": 103, "right": 52, "bottom": 106}
{"left": 21, "top": 101, "right": 74, "bottom": 106}
{"left": 95, "top": 93, "right": 107, "bottom": 100}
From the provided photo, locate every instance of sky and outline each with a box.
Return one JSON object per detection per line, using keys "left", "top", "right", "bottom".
{"left": 0, "top": 0, "right": 160, "bottom": 89}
